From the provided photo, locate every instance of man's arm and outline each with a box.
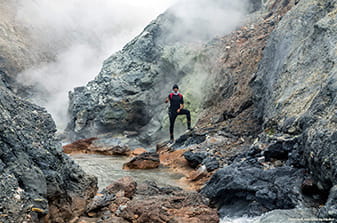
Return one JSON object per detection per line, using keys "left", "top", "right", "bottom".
{"left": 177, "top": 103, "right": 184, "bottom": 113}
{"left": 177, "top": 96, "right": 184, "bottom": 112}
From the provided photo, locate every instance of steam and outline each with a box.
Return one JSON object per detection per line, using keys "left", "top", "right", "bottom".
{"left": 16, "top": 0, "right": 248, "bottom": 131}
{"left": 16, "top": 0, "right": 178, "bottom": 130}
{"left": 168, "top": 0, "right": 248, "bottom": 42}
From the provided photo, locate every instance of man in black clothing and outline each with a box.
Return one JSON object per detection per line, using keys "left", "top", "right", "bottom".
{"left": 165, "top": 84, "right": 191, "bottom": 142}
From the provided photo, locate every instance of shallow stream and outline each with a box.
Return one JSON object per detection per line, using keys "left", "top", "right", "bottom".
{"left": 71, "top": 154, "right": 185, "bottom": 190}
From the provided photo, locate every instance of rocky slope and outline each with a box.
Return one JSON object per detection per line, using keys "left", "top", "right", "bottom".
{"left": 0, "top": 2, "right": 98, "bottom": 223}
{"left": 66, "top": 0, "right": 337, "bottom": 221}
{"left": 253, "top": 0, "right": 337, "bottom": 218}
{"left": 0, "top": 79, "right": 97, "bottom": 222}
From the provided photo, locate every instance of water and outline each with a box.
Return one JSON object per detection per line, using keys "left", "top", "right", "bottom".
{"left": 71, "top": 154, "right": 185, "bottom": 190}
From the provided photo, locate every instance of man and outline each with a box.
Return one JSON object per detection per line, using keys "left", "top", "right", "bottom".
{"left": 165, "top": 84, "right": 191, "bottom": 142}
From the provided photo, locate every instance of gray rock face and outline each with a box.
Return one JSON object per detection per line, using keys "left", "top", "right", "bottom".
{"left": 66, "top": 0, "right": 263, "bottom": 143}
{"left": 0, "top": 81, "right": 97, "bottom": 223}
{"left": 253, "top": 0, "right": 337, "bottom": 218}
{"left": 66, "top": 11, "right": 204, "bottom": 143}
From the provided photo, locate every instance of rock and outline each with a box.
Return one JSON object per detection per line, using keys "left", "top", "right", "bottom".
{"left": 263, "top": 142, "right": 288, "bottom": 161}
{"left": 86, "top": 193, "right": 116, "bottom": 213}
{"left": 63, "top": 137, "right": 98, "bottom": 154}
{"left": 118, "top": 182, "right": 219, "bottom": 223}
{"left": 319, "top": 185, "right": 337, "bottom": 220}
{"left": 189, "top": 166, "right": 208, "bottom": 182}
{"left": 184, "top": 151, "right": 207, "bottom": 169}
{"left": 252, "top": 0, "right": 337, "bottom": 218}
{"left": 201, "top": 164, "right": 305, "bottom": 217}
{"left": 301, "top": 177, "right": 320, "bottom": 196}
{"left": 0, "top": 83, "right": 97, "bottom": 223}
{"left": 63, "top": 137, "right": 130, "bottom": 156}
{"left": 123, "top": 152, "right": 160, "bottom": 170}
{"left": 202, "top": 157, "right": 220, "bottom": 172}
{"left": 131, "top": 148, "right": 147, "bottom": 156}
{"left": 256, "top": 208, "right": 317, "bottom": 223}
{"left": 103, "top": 177, "right": 137, "bottom": 199}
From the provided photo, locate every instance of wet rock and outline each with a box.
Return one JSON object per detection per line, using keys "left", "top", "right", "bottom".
{"left": 201, "top": 164, "right": 305, "bottom": 217}
{"left": 123, "top": 152, "right": 160, "bottom": 170}
{"left": 63, "top": 137, "right": 130, "bottom": 156}
{"left": 257, "top": 208, "right": 317, "bottom": 223}
{"left": 63, "top": 137, "right": 98, "bottom": 154}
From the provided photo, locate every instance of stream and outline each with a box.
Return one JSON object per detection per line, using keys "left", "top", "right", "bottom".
{"left": 71, "top": 154, "right": 186, "bottom": 190}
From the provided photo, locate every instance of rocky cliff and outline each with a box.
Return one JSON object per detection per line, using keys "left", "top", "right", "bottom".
{"left": 66, "top": 0, "right": 263, "bottom": 143}
{"left": 0, "top": 2, "right": 98, "bottom": 223}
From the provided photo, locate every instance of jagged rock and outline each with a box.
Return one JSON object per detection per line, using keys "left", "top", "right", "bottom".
{"left": 319, "top": 185, "right": 337, "bottom": 219}
{"left": 123, "top": 152, "right": 160, "bottom": 169}
{"left": 63, "top": 137, "right": 98, "bottom": 154}
{"left": 103, "top": 177, "right": 137, "bottom": 199}
{"left": 0, "top": 83, "right": 97, "bottom": 223}
{"left": 184, "top": 151, "right": 207, "bottom": 169}
{"left": 201, "top": 163, "right": 305, "bottom": 217}
{"left": 79, "top": 179, "right": 218, "bottom": 223}
{"left": 202, "top": 157, "right": 220, "bottom": 172}
{"left": 252, "top": 0, "right": 337, "bottom": 218}
{"left": 118, "top": 182, "right": 219, "bottom": 223}
{"left": 86, "top": 194, "right": 116, "bottom": 213}
{"left": 63, "top": 137, "right": 130, "bottom": 156}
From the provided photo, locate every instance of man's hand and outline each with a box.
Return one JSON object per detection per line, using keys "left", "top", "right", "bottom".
{"left": 177, "top": 109, "right": 181, "bottom": 113}
{"left": 165, "top": 97, "right": 169, "bottom": 103}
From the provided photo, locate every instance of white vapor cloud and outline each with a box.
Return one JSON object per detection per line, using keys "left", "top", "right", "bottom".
{"left": 16, "top": 0, "right": 178, "bottom": 130}
{"left": 16, "top": 0, "right": 248, "bottom": 131}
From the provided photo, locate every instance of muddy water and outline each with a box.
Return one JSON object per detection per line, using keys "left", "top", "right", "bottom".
{"left": 71, "top": 154, "right": 185, "bottom": 190}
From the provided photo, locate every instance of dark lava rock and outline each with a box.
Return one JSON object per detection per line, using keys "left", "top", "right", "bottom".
{"left": 184, "top": 151, "right": 207, "bottom": 169}
{"left": 263, "top": 141, "right": 289, "bottom": 161}
{"left": 0, "top": 83, "right": 97, "bottom": 223}
{"left": 202, "top": 157, "right": 220, "bottom": 172}
{"left": 201, "top": 164, "right": 305, "bottom": 217}
{"left": 123, "top": 152, "right": 160, "bottom": 169}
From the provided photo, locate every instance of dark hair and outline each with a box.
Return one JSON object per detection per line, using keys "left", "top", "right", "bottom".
{"left": 172, "top": 84, "right": 179, "bottom": 89}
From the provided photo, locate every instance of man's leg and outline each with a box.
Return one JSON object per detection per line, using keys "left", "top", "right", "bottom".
{"left": 169, "top": 112, "right": 177, "bottom": 141}
{"left": 178, "top": 109, "right": 191, "bottom": 129}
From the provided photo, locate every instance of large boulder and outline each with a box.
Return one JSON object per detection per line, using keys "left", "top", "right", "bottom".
{"left": 201, "top": 162, "right": 305, "bottom": 217}
{"left": 0, "top": 82, "right": 97, "bottom": 223}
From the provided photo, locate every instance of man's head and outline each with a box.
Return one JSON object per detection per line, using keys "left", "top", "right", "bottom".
{"left": 172, "top": 84, "right": 179, "bottom": 93}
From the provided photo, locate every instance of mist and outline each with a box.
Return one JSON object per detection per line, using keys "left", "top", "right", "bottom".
{"left": 16, "top": 0, "right": 249, "bottom": 131}
{"left": 16, "top": 0, "right": 178, "bottom": 130}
